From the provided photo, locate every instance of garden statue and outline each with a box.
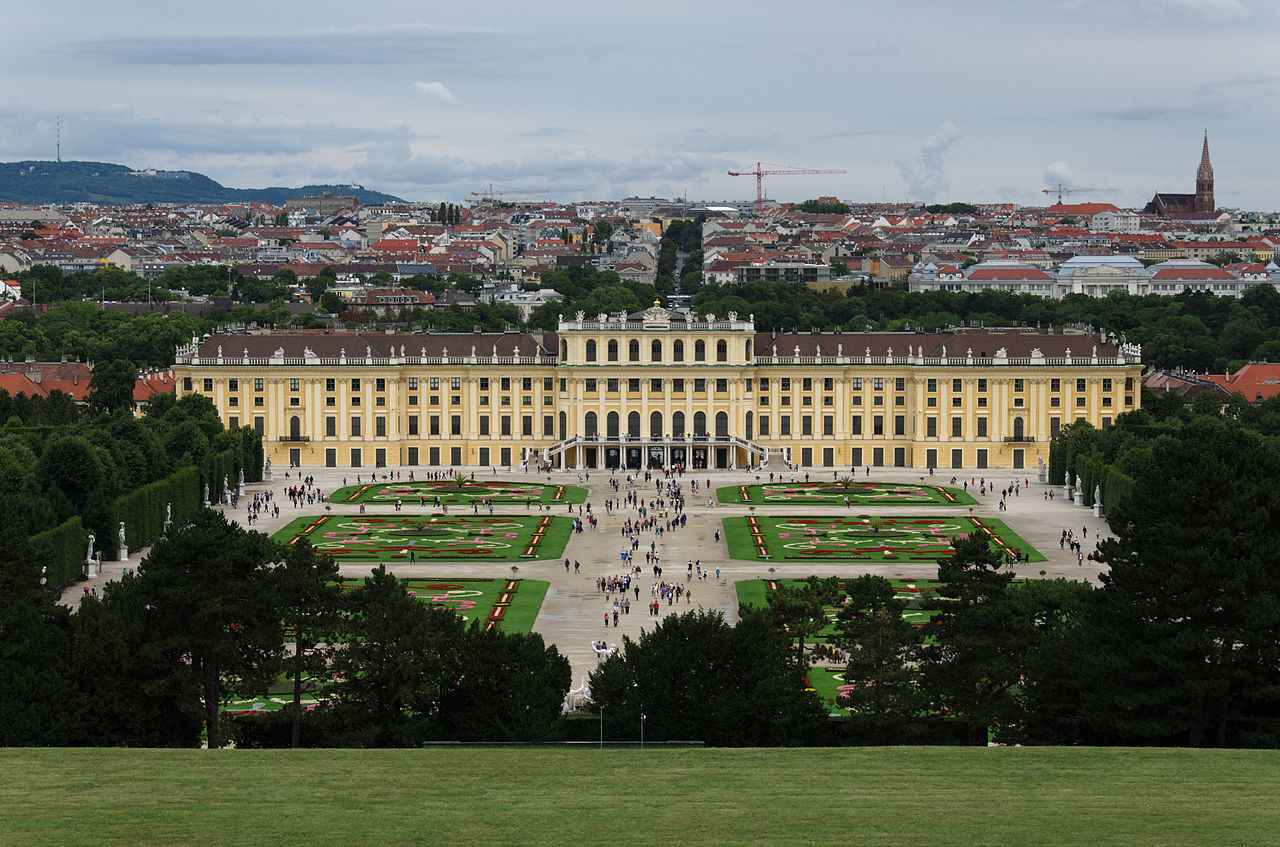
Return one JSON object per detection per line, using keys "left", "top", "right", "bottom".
{"left": 118, "top": 521, "right": 128, "bottom": 562}
{"left": 264, "top": 455, "right": 273, "bottom": 481}
{"left": 163, "top": 502, "right": 172, "bottom": 531}
{"left": 85, "top": 534, "right": 97, "bottom": 579}
{"left": 237, "top": 468, "right": 245, "bottom": 495}
{"left": 202, "top": 483, "right": 210, "bottom": 507}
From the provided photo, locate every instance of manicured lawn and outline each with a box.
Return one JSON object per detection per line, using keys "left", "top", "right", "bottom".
{"left": 272, "top": 514, "right": 572, "bottom": 562}
{"left": 226, "top": 578, "right": 548, "bottom": 716}
{"left": 3, "top": 748, "right": 1279, "bottom": 845}
{"left": 331, "top": 479, "right": 586, "bottom": 505}
{"left": 718, "top": 480, "right": 976, "bottom": 506}
{"left": 723, "top": 514, "right": 1044, "bottom": 563}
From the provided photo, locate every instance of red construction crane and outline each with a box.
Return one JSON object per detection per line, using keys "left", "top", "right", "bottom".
{"left": 727, "top": 162, "right": 847, "bottom": 213}
{"left": 1041, "top": 184, "right": 1117, "bottom": 204}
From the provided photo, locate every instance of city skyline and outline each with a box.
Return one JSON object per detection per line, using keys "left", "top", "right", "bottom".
{"left": 3, "top": 0, "right": 1277, "bottom": 209}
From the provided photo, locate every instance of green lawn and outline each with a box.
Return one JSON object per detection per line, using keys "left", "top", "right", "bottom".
{"left": 724, "top": 514, "right": 1044, "bottom": 563}
{"left": 272, "top": 513, "right": 572, "bottom": 562}
{"left": 2, "top": 748, "right": 1277, "bottom": 845}
{"left": 331, "top": 479, "right": 587, "bottom": 505}
{"left": 719, "top": 480, "right": 977, "bottom": 506}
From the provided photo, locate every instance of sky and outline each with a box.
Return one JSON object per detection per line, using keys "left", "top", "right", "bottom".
{"left": 3, "top": 0, "right": 1278, "bottom": 210}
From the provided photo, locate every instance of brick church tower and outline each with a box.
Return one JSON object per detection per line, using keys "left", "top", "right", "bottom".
{"left": 1195, "top": 132, "right": 1215, "bottom": 214}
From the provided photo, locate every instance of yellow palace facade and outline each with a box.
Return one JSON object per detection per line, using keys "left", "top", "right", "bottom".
{"left": 173, "top": 304, "right": 1142, "bottom": 473}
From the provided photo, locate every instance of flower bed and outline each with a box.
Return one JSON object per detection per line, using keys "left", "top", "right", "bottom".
{"left": 722, "top": 515, "right": 1044, "bottom": 563}
{"left": 272, "top": 514, "right": 571, "bottom": 562}
{"left": 719, "top": 481, "right": 976, "bottom": 506}
{"left": 332, "top": 480, "right": 587, "bottom": 505}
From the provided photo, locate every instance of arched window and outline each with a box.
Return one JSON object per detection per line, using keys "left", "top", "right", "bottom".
{"left": 715, "top": 411, "right": 729, "bottom": 438}
{"left": 650, "top": 411, "right": 663, "bottom": 438}
{"left": 586, "top": 340, "right": 597, "bottom": 362}
{"left": 290, "top": 416, "right": 301, "bottom": 439}
{"left": 607, "top": 339, "right": 619, "bottom": 362}
{"left": 745, "top": 410, "right": 753, "bottom": 440}
{"left": 628, "top": 411, "right": 641, "bottom": 437}
{"left": 559, "top": 411, "right": 567, "bottom": 440}
{"left": 607, "top": 411, "right": 619, "bottom": 438}
{"left": 560, "top": 340, "right": 568, "bottom": 360}
{"left": 716, "top": 339, "right": 728, "bottom": 362}
{"left": 651, "top": 339, "right": 662, "bottom": 362}
{"left": 629, "top": 339, "right": 640, "bottom": 362}
{"left": 673, "top": 340, "right": 685, "bottom": 362}
{"left": 744, "top": 340, "right": 752, "bottom": 361}
{"left": 694, "top": 340, "right": 706, "bottom": 362}
{"left": 693, "top": 411, "right": 707, "bottom": 436}
{"left": 1013, "top": 417, "right": 1024, "bottom": 439}
{"left": 672, "top": 411, "right": 685, "bottom": 438}
{"left": 584, "top": 411, "right": 598, "bottom": 437}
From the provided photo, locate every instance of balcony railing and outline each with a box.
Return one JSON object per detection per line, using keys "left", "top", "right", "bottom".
{"left": 1003, "top": 436, "right": 1035, "bottom": 443}
{"left": 278, "top": 435, "right": 311, "bottom": 443}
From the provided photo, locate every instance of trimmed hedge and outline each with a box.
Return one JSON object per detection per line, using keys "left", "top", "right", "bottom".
{"left": 29, "top": 516, "right": 88, "bottom": 590}
{"left": 110, "top": 466, "right": 202, "bottom": 558}
{"left": 1049, "top": 437, "right": 1134, "bottom": 516}
{"left": 103, "top": 427, "right": 264, "bottom": 559}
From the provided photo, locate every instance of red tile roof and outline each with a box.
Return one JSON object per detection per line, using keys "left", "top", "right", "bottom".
{"left": 1151, "top": 267, "right": 1234, "bottom": 280}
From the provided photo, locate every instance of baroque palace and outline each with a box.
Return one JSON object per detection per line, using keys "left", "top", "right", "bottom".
{"left": 173, "top": 303, "right": 1142, "bottom": 473}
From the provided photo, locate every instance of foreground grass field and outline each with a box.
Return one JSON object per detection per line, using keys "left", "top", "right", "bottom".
{"left": 2, "top": 747, "right": 1276, "bottom": 845}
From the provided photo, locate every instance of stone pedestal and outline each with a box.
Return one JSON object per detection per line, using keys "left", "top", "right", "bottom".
{"left": 1093, "top": 502, "right": 1102, "bottom": 518}
{"left": 1074, "top": 489, "right": 1084, "bottom": 507}
{"left": 118, "top": 546, "right": 129, "bottom": 563}
{"left": 84, "top": 558, "right": 97, "bottom": 579}
{"left": 1063, "top": 485, "right": 1072, "bottom": 501}
{"left": 264, "top": 465, "right": 273, "bottom": 482}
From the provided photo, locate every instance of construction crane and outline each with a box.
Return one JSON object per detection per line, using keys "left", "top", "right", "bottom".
{"left": 727, "top": 162, "right": 847, "bottom": 214}
{"left": 469, "top": 184, "right": 548, "bottom": 204}
{"left": 1042, "top": 184, "right": 1118, "bottom": 204}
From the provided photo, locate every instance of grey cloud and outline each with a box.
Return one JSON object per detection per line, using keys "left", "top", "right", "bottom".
{"left": 510, "top": 127, "right": 586, "bottom": 139}
{"left": 1093, "top": 92, "right": 1248, "bottom": 122}
{"left": 895, "top": 122, "right": 961, "bottom": 203}
{"left": 821, "top": 129, "right": 893, "bottom": 140}
{"left": 359, "top": 146, "right": 734, "bottom": 202}
{"left": 69, "top": 23, "right": 503, "bottom": 66}
{"left": 680, "top": 130, "right": 775, "bottom": 154}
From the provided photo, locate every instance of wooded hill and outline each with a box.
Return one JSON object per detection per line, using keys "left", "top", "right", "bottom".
{"left": 0, "top": 160, "right": 403, "bottom": 206}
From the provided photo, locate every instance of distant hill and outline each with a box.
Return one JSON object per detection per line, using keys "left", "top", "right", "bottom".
{"left": 0, "top": 160, "right": 405, "bottom": 206}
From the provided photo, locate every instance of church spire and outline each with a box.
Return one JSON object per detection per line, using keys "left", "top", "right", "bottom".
{"left": 1198, "top": 131, "right": 1213, "bottom": 179}
{"left": 1195, "top": 131, "right": 1214, "bottom": 213}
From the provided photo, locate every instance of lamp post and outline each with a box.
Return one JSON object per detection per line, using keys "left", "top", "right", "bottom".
{"left": 640, "top": 710, "right": 646, "bottom": 749}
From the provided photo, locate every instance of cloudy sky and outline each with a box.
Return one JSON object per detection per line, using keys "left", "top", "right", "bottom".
{"left": 3, "top": 0, "right": 1277, "bottom": 209}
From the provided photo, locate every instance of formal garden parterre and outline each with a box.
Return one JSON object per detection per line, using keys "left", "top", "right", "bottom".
{"left": 273, "top": 514, "right": 571, "bottom": 561}
{"left": 723, "top": 514, "right": 1043, "bottom": 562}
{"left": 718, "top": 480, "right": 977, "bottom": 506}
{"left": 332, "top": 478, "right": 587, "bottom": 505}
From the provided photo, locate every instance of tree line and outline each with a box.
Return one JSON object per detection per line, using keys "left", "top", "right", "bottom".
{"left": 0, "top": 513, "right": 569, "bottom": 748}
